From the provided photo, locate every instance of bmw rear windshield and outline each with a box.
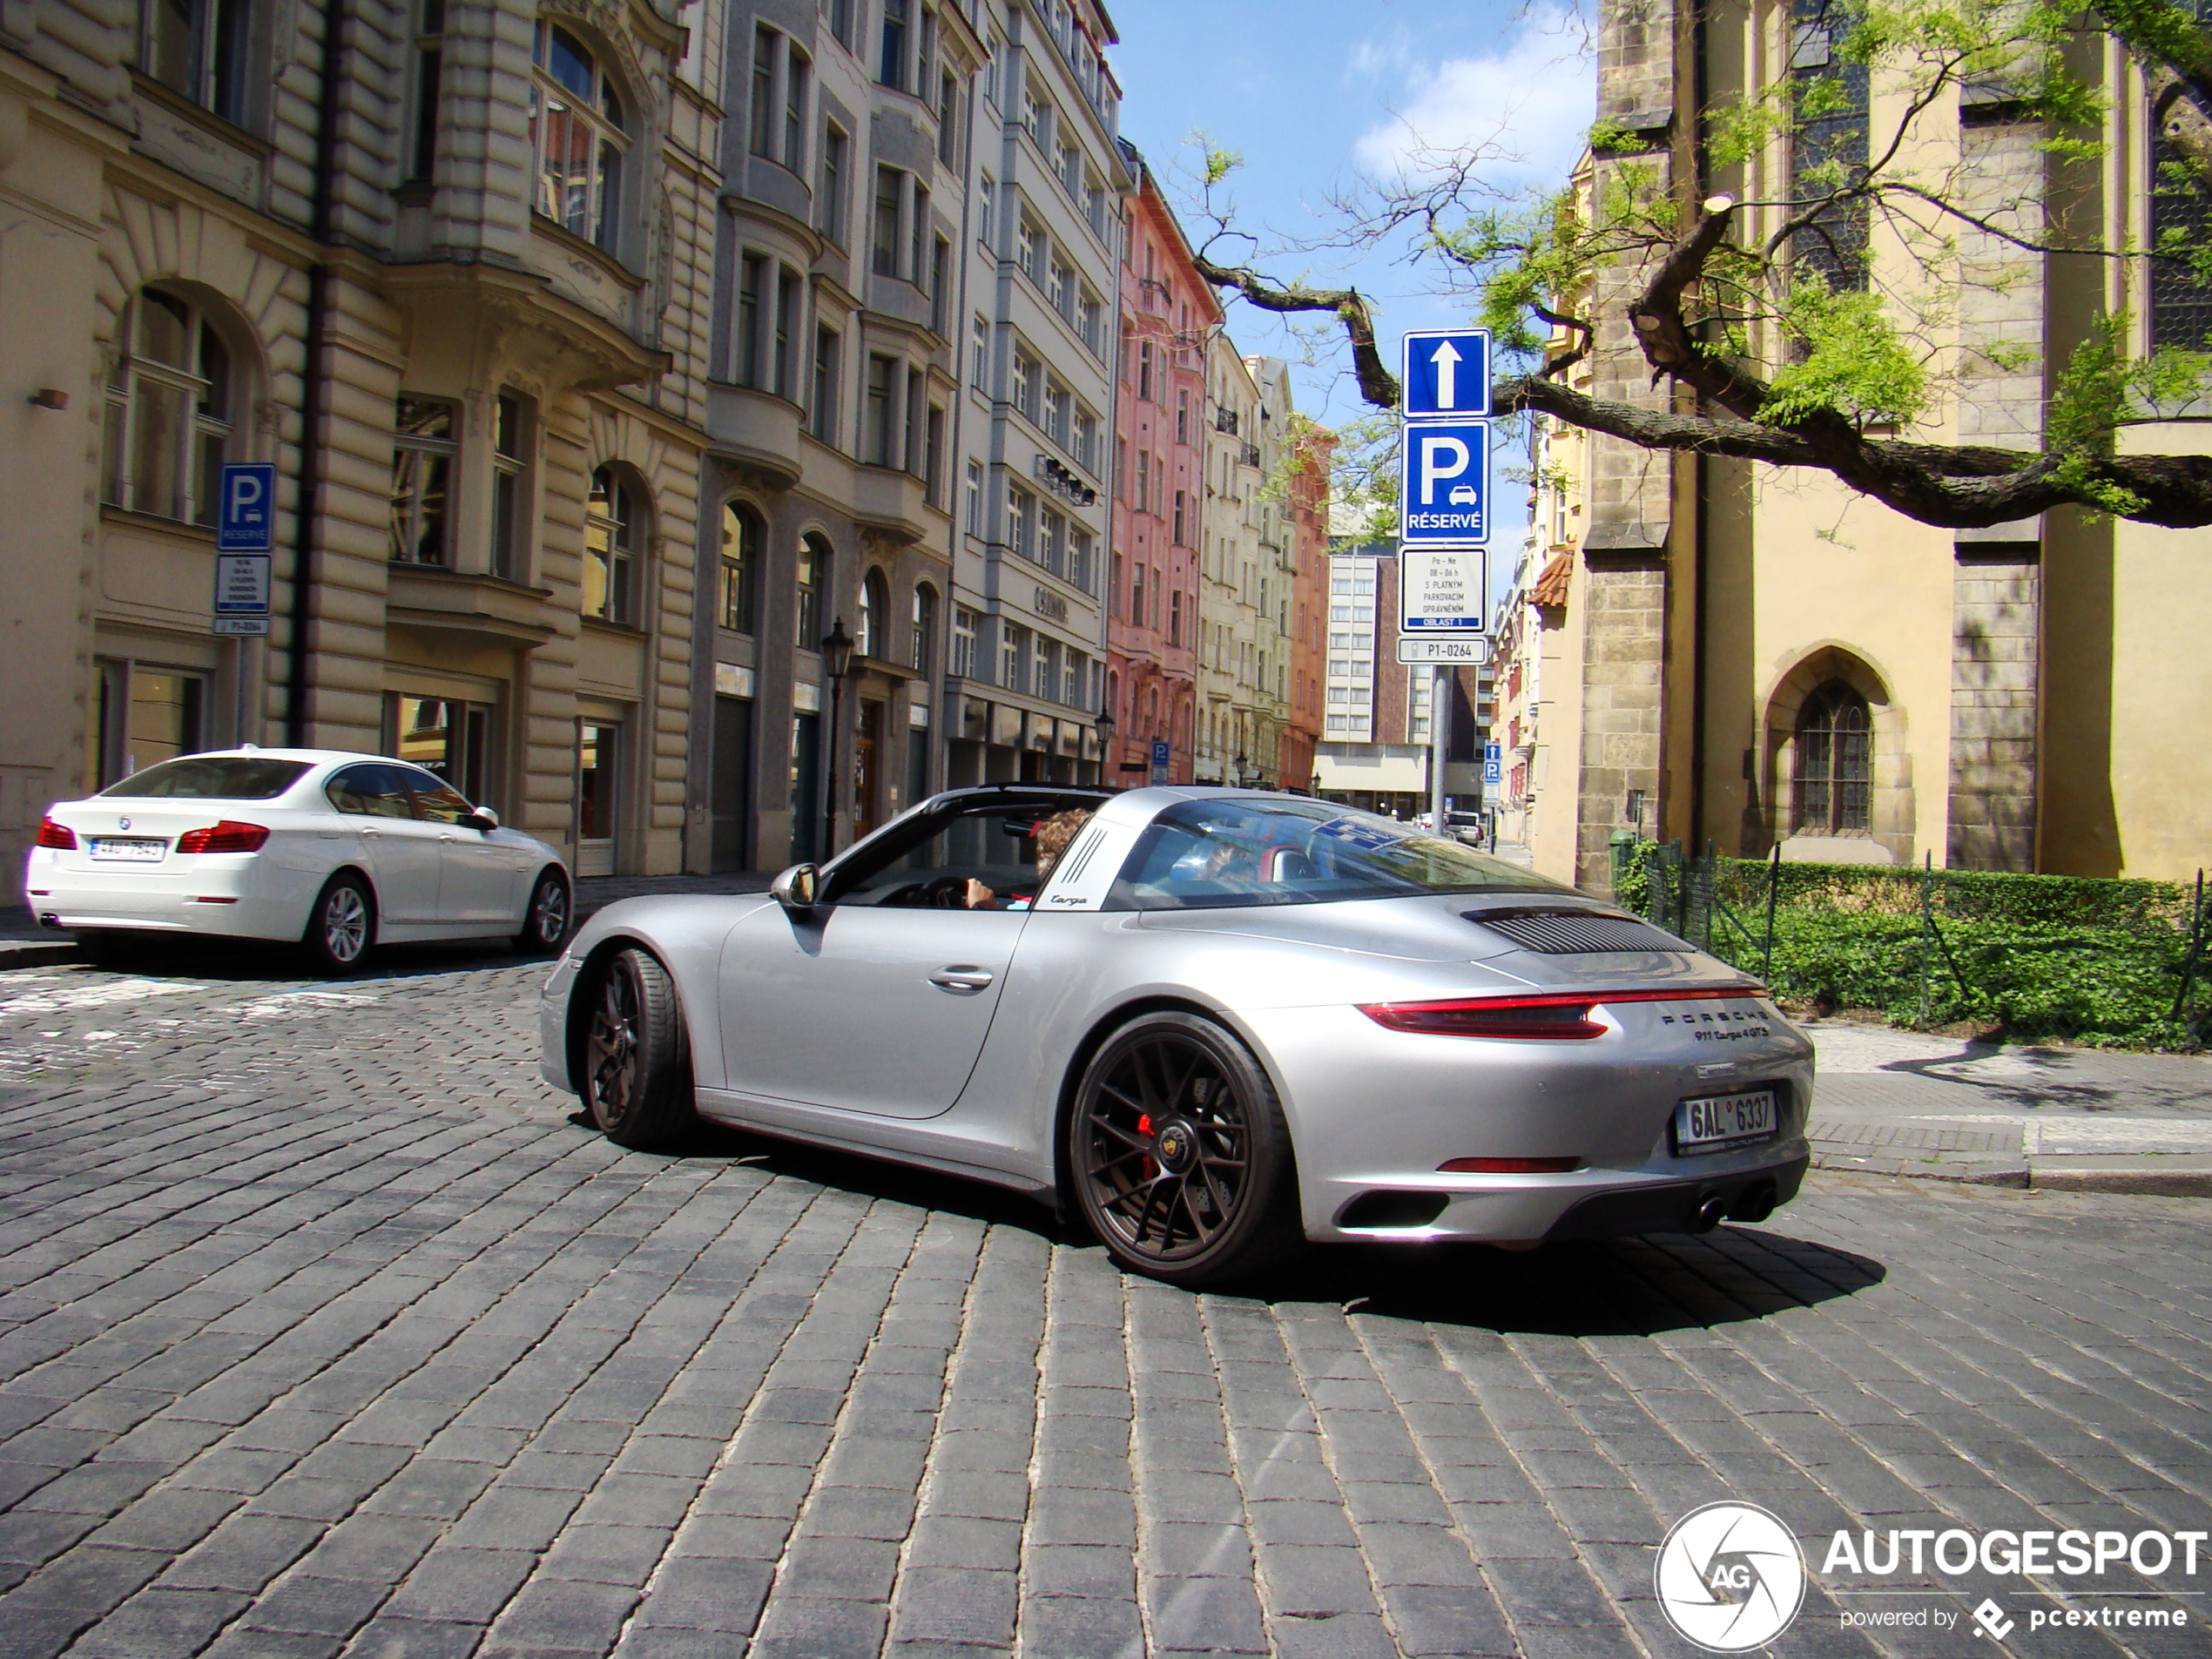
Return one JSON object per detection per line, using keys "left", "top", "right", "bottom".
{"left": 1107, "top": 798, "right": 1570, "bottom": 910}
{"left": 98, "top": 757, "right": 312, "bottom": 799}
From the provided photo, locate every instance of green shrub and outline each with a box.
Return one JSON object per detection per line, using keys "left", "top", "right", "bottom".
{"left": 1604, "top": 842, "right": 2207, "bottom": 1049}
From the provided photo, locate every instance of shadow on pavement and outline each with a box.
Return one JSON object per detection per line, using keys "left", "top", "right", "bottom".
{"left": 597, "top": 1112, "right": 1888, "bottom": 1338}
{"left": 60, "top": 932, "right": 545, "bottom": 984}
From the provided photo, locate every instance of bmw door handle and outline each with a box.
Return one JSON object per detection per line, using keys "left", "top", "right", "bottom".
{"left": 928, "top": 967, "right": 994, "bottom": 993}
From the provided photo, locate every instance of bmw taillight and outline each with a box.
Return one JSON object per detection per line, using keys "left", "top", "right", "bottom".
{"left": 177, "top": 820, "right": 270, "bottom": 854}
{"left": 1359, "top": 984, "right": 1769, "bottom": 1041}
{"left": 35, "top": 817, "right": 76, "bottom": 850}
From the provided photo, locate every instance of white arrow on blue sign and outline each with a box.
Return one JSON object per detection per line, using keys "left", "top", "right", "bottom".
{"left": 217, "top": 462, "right": 277, "bottom": 552}
{"left": 1402, "top": 328, "right": 1491, "bottom": 419}
{"left": 1399, "top": 419, "right": 1488, "bottom": 545}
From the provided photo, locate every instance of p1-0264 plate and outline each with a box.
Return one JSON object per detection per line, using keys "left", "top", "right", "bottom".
{"left": 1671, "top": 1089, "right": 1778, "bottom": 1155}
{"left": 87, "top": 837, "right": 166, "bottom": 862}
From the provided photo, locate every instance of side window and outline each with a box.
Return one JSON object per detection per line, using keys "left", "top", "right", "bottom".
{"left": 398, "top": 765, "right": 475, "bottom": 824}
{"left": 326, "top": 765, "right": 413, "bottom": 819}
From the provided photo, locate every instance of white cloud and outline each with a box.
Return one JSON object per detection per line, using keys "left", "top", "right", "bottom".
{"left": 1352, "top": 10, "right": 1595, "bottom": 190}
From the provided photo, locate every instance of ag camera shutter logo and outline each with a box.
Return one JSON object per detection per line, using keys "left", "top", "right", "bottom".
{"left": 1655, "top": 1501, "right": 1807, "bottom": 1651}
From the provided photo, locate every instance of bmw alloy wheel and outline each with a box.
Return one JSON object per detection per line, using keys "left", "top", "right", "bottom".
{"left": 321, "top": 885, "right": 368, "bottom": 963}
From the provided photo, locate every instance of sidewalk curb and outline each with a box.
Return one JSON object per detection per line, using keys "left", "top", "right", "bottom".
{"left": 1811, "top": 1148, "right": 2212, "bottom": 1197}
{"left": 0, "top": 941, "right": 80, "bottom": 970}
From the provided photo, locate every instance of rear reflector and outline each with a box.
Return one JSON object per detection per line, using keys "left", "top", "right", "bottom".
{"left": 1438, "top": 1156, "right": 1585, "bottom": 1174}
{"left": 1359, "top": 983, "right": 1768, "bottom": 1041}
{"left": 35, "top": 817, "right": 76, "bottom": 849}
{"left": 178, "top": 820, "right": 270, "bottom": 854}
{"left": 188, "top": 896, "right": 239, "bottom": 904}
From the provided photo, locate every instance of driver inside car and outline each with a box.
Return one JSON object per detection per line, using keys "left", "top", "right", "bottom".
{"left": 964, "top": 808, "right": 1092, "bottom": 909}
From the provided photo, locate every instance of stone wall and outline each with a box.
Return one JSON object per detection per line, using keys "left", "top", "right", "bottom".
{"left": 1575, "top": 554, "right": 1667, "bottom": 891}
{"left": 1948, "top": 549, "right": 2040, "bottom": 870}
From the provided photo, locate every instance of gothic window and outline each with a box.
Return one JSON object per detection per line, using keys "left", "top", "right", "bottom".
{"left": 1793, "top": 681, "right": 1871, "bottom": 833}
{"left": 1788, "top": 0, "right": 1870, "bottom": 293}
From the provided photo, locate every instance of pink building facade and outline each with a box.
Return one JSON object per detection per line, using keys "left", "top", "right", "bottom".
{"left": 1107, "top": 151, "right": 1217, "bottom": 785}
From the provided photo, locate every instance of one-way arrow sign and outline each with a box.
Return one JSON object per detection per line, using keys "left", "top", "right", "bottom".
{"left": 1402, "top": 328, "right": 1492, "bottom": 419}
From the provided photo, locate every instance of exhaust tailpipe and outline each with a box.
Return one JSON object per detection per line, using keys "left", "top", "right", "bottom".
{"left": 1730, "top": 1182, "right": 1779, "bottom": 1225}
{"left": 1690, "top": 1194, "right": 1729, "bottom": 1234}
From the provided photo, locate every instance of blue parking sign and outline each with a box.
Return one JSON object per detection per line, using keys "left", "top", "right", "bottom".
{"left": 217, "top": 462, "right": 277, "bottom": 552}
{"left": 1399, "top": 421, "right": 1488, "bottom": 545}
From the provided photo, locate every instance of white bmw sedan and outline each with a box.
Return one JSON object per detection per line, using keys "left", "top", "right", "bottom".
{"left": 25, "top": 748, "right": 572, "bottom": 971}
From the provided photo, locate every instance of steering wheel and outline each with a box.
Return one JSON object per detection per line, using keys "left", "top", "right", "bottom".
{"left": 922, "top": 875, "right": 970, "bottom": 908}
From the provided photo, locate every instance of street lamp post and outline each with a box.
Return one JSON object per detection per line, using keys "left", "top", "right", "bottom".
{"left": 1232, "top": 750, "right": 1249, "bottom": 789}
{"left": 1094, "top": 705, "right": 1116, "bottom": 786}
{"left": 819, "top": 616, "right": 854, "bottom": 860}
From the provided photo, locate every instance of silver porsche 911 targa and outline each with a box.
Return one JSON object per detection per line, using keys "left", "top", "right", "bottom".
{"left": 540, "top": 786, "right": 1813, "bottom": 1286}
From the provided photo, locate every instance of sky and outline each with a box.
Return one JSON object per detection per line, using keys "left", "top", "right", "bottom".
{"left": 1101, "top": 0, "right": 1595, "bottom": 573}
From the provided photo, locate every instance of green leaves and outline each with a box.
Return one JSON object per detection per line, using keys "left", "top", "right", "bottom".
{"left": 1759, "top": 281, "right": 1929, "bottom": 428}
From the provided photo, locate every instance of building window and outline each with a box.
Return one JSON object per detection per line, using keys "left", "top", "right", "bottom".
{"left": 490, "top": 393, "right": 527, "bottom": 579}
{"left": 750, "top": 26, "right": 776, "bottom": 155}
{"left": 978, "top": 172, "right": 995, "bottom": 247}
{"left": 145, "top": 0, "right": 249, "bottom": 123}
{"left": 865, "top": 354, "right": 898, "bottom": 466}
{"left": 1001, "top": 623, "right": 1027, "bottom": 691}
{"left": 388, "top": 396, "right": 457, "bottom": 564}
{"left": 577, "top": 721, "right": 618, "bottom": 850}
{"left": 407, "top": 0, "right": 444, "bottom": 181}
{"left": 784, "top": 44, "right": 810, "bottom": 170}
{"left": 1792, "top": 681, "right": 1872, "bottom": 833}
{"left": 873, "top": 165, "right": 902, "bottom": 276}
{"left": 925, "top": 404, "right": 945, "bottom": 502}
{"left": 1044, "top": 381, "right": 1069, "bottom": 445}
{"left": 1079, "top": 290, "right": 1103, "bottom": 356}
{"left": 817, "top": 124, "right": 847, "bottom": 241}
{"left": 1170, "top": 588, "right": 1183, "bottom": 645}
{"left": 937, "top": 69, "right": 961, "bottom": 165}
{"left": 826, "top": 0, "right": 853, "bottom": 51}
{"left": 736, "top": 253, "right": 767, "bottom": 385}
{"left": 912, "top": 583, "right": 937, "bottom": 675}
{"left": 720, "top": 502, "right": 761, "bottom": 633}
{"left": 930, "top": 235, "right": 951, "bottom": 334}
{"left": 1069, "top": 528, "right": 1095, "bottom": 591}
{"left": 774, "top": 265, "right": 800, "bottom": 400}
{"left": 1789, "top": 0, "right": 1869, "bottom": 293}
{"left": 102, "top": 289, "right": 237, "bottom": 526}
{"left": 1137, "top": 341, "right": 1154, "bottom": 401}
{"left": 797, "top": 533, "right": 830, "bottom": 645}
{"left": 858, "top": 567, "right": 887, "bottom": 658}
{"left": 952, "top": 605, "right": 978, "bottom": 678}
{"left": 880, "top": 0, "right": 908, "bottom": 90}
{"left": 2152, "top": 109, "right": 2212, "bottom": 349}
{"left": 530, "top": 22, "right": 627, "bottom": 253}
{"left": 1176, "top": 388, "right": 1190, "bottom": 444}
{"left": 811, "top": 325, "right": 840, "bottom": 442}
{"left": 965, "top": 459, "right": 984, "bottom": 535}
{"left": 1130, "top": 560, "right": 1145, "bottom": 627}
{"left": 971, "top": 314, "right": 990, "bottom": 385}
{"left": 1007, "top": 484, "right": 1034, "bottom": 557}
{"left": 1172, "top": 489, "right": 1187, "bottom": 545}
{"left": 1073, "top": 408, "right": 1097, "bottom": 473}
{"left": 583, "top": 467, "right": 637, "bottom": 624}
{"left": 1012, "top": 350, "right": 1038, "bottom": 420}
{"left": 1039, "top": 507, "right": 1065, "bottom": 577}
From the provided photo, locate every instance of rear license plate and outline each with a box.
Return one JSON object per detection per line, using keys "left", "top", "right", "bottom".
{"left": 87, "top": 837, "right": 165, "bottom": 863}
{"left": 1673, "top": 1089, "right": 1778, "bottom": 1155}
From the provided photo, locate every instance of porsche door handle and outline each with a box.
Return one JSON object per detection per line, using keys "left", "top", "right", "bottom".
{"left": 928, "top": 967, "right": 994, "bottom": 993}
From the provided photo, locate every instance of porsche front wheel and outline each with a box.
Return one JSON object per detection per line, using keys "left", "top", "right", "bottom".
{"left": 1069, "top": 1012, "right": 1302, "bottom": 1287}
{"left": 580, "top": 948, "right": 694, "bottom": 1150}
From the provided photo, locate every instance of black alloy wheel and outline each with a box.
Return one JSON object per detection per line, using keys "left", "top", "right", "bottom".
{"left": 516, "top": 869, "right": 572, "bottom": 954}
{"left": 1069, "top": 1011, "right": 1302, "bottom": 1287}
{"left": 581, "top": 947, "right": 693, "bottom": 1150}
{"left": 302, "top": 874, "right": 375, "bottom": 975}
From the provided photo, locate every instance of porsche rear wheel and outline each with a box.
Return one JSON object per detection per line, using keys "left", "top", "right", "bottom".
{"left": 580, "top": 947, "right": 694, "bottom": 1151}
{"left": 1069, "top": 1012, "right": 1302, "bottom": 1287}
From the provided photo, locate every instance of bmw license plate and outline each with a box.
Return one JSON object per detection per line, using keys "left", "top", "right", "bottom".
{"left": 1672, "top": 1089, "right": 1778, "bottom": 1155}
{"left": 87, "top": 837, "right": 165, "bottom": 862}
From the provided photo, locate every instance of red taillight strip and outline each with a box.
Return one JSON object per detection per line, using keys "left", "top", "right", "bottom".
{"left": 1359, "top": 984, "right": 1769, "bottom": 1041}
{"left": 178, "top": 820, "right": 270, "bottom": 854}
{"left": 35, "top": 817, "right": 76, "bottom": 850}
{"left": 1439, "top": 1156, "right": 1585, "bottom": 1173}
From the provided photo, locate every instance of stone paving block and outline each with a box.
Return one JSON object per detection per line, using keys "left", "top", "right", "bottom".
{"left": 883, "top": 1564, "right": 1017, "bottom": 1645}
{"left": 625, "top": 1556, "right": 773, "bottom": 1631}
{"left": 64, "top": 1586, "right": 249, "bottom": 1659}
{"left": 1012, "top": 1593, "right": 1145, "bottom": 1658}
{"left": 1145, "top": 1572, "right": 1267, "bottom": 1652}
{"left": 334, "top": 1615, "right": 484, "bottom": 1659}
{"left": 158, "top": 1513, "right": 325, "bottom": 1593}
{"left": 745, "top": 1595, "right": 888, "bottom": 1659}
{"left": 379, "top": 1546, "right": 535, "bottom": 1623}
{"left": 240, "top": 1573, "right": 394, "bottom": 1637}
{"left": 481, "top": 1575, "right": 640, "bottom": 1653}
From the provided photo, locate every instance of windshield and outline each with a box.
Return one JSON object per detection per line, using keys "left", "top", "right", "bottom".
{"left": 1107, "top": 797, "right": 1570, "bottom": 911}
{"left": 98, "top": 756, "right": 312, "bottom": 800}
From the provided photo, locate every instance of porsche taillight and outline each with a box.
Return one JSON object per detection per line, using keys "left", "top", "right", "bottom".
{"left": 35, "top": 817, "right": 76, "bottom": 850}
{"left": 177, "top": 820, "right": 270, "bottom": 854}
{"left": 1359, "top": 984, "right": 1768, "bottom": 1041}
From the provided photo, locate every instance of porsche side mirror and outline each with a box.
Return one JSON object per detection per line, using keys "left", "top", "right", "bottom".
{"left": 462, "top": 808, "right": 499, "bottom": 833}
{"left": 771, "top": 863, "right": 819, "bottom": 912}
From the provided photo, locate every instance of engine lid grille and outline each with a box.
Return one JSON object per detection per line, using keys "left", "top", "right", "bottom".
{"left": 1467, "top": 908, "right": 1690, "bottom": 954}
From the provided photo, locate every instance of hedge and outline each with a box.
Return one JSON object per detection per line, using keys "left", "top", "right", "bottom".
{"left": 1613, "top": 846, "right": 2209, "bottom": 1050}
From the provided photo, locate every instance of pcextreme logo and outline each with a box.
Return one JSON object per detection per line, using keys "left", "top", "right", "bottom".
{"left": 1655, "top": 1501, "right": 1809, "bottom": 1651}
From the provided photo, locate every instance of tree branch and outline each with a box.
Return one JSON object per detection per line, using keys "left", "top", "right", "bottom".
{"left": 1629, "top": 197, "right": 1771, "bottom": 420}
{"left": 1190, "top": 254, "right": 1401, "bottom": 408}
{"left": 1499, "top": 374, "right": 2212, "bottom": 528}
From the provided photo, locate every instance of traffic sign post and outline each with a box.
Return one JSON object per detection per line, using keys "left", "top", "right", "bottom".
{"left": 1150, "top": 738, "right": 1170, "bottom": 786}
{"left": 1402, "top": 328, "right": 1491, "bottom": 419}
{"left": 216, "top": 462, "right": 276, "bottom": 552}
{"left": 1399, "top": 548, "right": 1487, "bottom": 632}
{"left": 1483, "top": 739, "right": 1504, "bottom": 790}
{"left": 1399, "top": 420, "right": 1489, "bottom": 545}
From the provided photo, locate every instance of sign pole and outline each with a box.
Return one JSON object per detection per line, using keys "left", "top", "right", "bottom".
{"left": 1429, "top": 664, "right": 1450, "bottom": 833}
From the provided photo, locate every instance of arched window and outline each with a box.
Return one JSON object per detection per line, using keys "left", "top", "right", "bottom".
{"left": 858, "top": 568, "right": 889, "bottom": 658}
{"left": 719, "top": 502, "right": 761, "bottom": 633}
{"left": 1793, "top": 682, "right": 1872, "bottom": 833}
{"left": 531, "top": 22, "right": 627, "bottom": 251}
{"left": 103, "top": 289, "right": 239, "bottom": 526}
{"left": 583, "top": 467, "right": 637, "bottom": 624}
{"left": 911, "top": 583, "right": 937, "bottom": 676}
{"left": 797, "top": 533, "right": 831, "bottom": 646}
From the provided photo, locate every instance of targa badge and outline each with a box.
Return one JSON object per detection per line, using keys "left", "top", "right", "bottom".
{"left": 1655, "top": 1501, "right": 1806, "bottom": 1651}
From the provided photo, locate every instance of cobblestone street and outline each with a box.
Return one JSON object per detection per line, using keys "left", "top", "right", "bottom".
{"left": 2, "top": 951, "right": 2210, "bottom": 1658}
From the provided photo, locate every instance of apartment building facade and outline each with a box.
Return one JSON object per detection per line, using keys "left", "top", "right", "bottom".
{"left": 1, "top": 0, "right": 722, "bottom": 900}
{"left": 941, "top": 0, "right": 1127, "bottom": 792}
{"left": 1104, "top": 145, "right": 1213, "bottom": 786}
